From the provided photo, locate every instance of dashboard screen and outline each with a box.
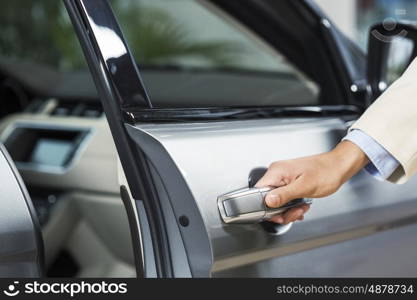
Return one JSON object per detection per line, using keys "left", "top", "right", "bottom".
{"left": 30, "top": 139, "right": 74, "bottom": 167}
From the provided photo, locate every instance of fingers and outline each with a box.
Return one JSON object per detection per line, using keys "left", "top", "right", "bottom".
{"left": 269, "top": 208, "right": 302, "bottom": 224}
{"left": 269, "top": 215, "right": 284, "bottom": 224}
{"left": 281, "top": 204, "right": 310, "bottom": 224}
{"left": 255, "top": 161, "right": 312, "bottom": 225}
{"left": 264, "top": 177, "right": 307, "bottom": 208}
{"left": 269, "top": 204, "right": 310, "bottom": 225}
{"left": 255, "top": 172, "right": 283, "bottom": 188}
{"left": 284, "top": 208, "right": 304, "bottom": 224}
{"left": 254, "top": 162, "right": 290, "bottom": 188}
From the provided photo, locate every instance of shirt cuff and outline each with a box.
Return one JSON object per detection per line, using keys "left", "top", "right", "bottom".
{"left": 343, "top": 130, "right": 400, "bottom": 180}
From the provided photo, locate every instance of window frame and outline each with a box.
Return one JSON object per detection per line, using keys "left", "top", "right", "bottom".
{"left": 123, "top": 0, "right": 369, "bottom": 122}
{"left": 207, "top": 0, "right": 367, "bottom": 107}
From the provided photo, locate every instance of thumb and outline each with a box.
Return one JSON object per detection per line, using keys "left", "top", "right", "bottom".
{"left": 264, "top": 178, "right": 306, "bottom": 208}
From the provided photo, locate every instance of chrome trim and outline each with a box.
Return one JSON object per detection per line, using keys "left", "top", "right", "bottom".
{"left": 218, "top": 186, "right": 312, "bottom": 224}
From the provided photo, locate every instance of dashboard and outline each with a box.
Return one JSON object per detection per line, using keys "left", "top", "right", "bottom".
{"left": 0, "top": 98, "right": 121, "bottom": 222}
{"left": 0, "top": 64, "right": 135, "bottom": 277}
{"left": 4, "top": 123, "right": 92, "bottom": 173}
{"left": 0, "top": 98, "right": 120, "bottom": 192}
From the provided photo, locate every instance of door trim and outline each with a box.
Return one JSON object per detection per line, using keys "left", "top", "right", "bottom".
{"left": 64, "top": 0, "right": 213, "bottom": 277}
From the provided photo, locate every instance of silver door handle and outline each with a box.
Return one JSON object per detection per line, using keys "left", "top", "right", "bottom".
{"left": 218, "top": 187, "right": 312, "bottom": 224}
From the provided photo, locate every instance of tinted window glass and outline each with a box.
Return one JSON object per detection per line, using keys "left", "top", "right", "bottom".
{"left": 113, "top": 0, "right": 320, "bottom": 108}
{"left": 0, "top": 0, "right": 85, "bottom": 70}
{"left": 0, "top": 0, "right": 320, "bottom": 108}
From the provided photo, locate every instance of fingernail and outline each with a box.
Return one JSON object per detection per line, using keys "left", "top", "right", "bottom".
{"left": 265, "top": 194, "right": 279, "bottom": 207}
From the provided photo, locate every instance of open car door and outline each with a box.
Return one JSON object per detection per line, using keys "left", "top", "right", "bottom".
{"left": 65, "top": 0, "right": 417, "bottom": 277}
{"left": 0, "top": 144, "right": 43, "bottom": 277}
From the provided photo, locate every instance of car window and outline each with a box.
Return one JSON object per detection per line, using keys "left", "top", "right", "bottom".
{"left": 112, "top": 0, "right": 319, "bottom": 107}
{"left": 0, "top": 0, "right": 320, "bottom": 108}
{"left": 0, "top": 0, "right": 86, "bottom": 71}
{"left": 112, "top": 0, "right": 320, "bottom": 108}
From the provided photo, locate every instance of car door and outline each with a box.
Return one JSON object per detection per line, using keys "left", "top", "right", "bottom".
{"left": 66, "top": 0, "right": 417, "bottom": 277}
{"left": 0, "top": 144, "right": 43, "bottom": 277}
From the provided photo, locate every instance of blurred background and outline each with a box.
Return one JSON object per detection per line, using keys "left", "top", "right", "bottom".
{"left": 1, "top": 0, "right": 416, "bottom": 71}
{"left": 317, "top": 0, "right": 417, "bottom": 82}
{"left": 317, "top": 0, "right": 417, "bottom": 49}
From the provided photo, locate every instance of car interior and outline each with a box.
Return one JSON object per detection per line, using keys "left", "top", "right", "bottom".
{"left": 0, "top": 0, "right": 329, "bottom": 277}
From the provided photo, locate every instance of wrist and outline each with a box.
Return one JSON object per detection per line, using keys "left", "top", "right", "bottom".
{"left": 330, "top": 140, "right": 369, "bottom": 183}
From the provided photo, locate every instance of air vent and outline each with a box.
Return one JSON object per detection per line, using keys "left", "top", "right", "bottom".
{"left": 51, "top": 101, "right": 103, "bottom": 118}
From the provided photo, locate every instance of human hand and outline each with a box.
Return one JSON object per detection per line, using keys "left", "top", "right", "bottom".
{"left": 255, "top": 141, "right": 369, "bottom": 224}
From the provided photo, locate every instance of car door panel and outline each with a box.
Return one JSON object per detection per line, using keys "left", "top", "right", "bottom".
{"left": 215, "top": 223, "right": 417, "bottom": 277}
{"left": 126, "top": 118, "right": 417, "bottom": 277}
{"left": 147, "top": 165, "right": 193, "bottom": 277}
